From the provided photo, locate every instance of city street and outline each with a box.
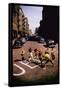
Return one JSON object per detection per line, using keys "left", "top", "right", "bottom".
{"left": 13, "top": 41, "right": 59, "bottom": 82}
{"left": 9, "top": 4, "right": 59, "bottom": 86}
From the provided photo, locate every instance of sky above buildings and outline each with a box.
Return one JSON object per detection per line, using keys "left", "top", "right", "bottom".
{"left": 21, "top": 5, "right": 43, "bottom": 34}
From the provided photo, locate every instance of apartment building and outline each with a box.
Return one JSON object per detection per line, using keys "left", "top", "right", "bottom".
{"left": 12, "top": 5, "right": 29, "bottom": 39}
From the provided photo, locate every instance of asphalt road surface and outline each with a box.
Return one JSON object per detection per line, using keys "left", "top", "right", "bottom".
{"left": 13, "top": 41, "right": 59, "bottom": 84}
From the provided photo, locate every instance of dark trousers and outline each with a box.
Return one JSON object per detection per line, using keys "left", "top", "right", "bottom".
{"left": 45, "top": 59, "right": 54, "bottom": 65}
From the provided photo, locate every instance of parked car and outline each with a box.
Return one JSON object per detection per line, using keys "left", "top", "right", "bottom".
{"left": 21, "top": 37, "right": 27, "bottom": 44}
{"left": 38, "top": 37, "right": 45, "bottom": 43}
{"left": 13, "top": 39, "right": 23, "bottom": 48}
{"left": 49, "top": 44, "right": 55, "bottom": 48}
{"left": 28, "top": 35, "right": 45, "bottom": 44}
{"left": 28, "top": 35, "right": 38, "bottom": 41}
{"left": 45, "top": 39, "right": 56, "bottom": 48}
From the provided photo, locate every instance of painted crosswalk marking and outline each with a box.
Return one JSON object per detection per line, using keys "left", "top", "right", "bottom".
{"left": 13, "top": 61, "right": 39, "bottom": 76}
{"left": 19, "top": 61, "right": 38, "bottom": 69}
{"left": 13, "top": 64, "right": 25, "bottom": 76}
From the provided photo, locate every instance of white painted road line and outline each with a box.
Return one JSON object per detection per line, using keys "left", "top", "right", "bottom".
{"left": 21, "top": 60, "right": 29, "bottom": 65}
{"left": 19, "top": 61, "right": 38, "bottom": 69}
{"left": 13, "top": 64, "right": 25, "bottom": 76}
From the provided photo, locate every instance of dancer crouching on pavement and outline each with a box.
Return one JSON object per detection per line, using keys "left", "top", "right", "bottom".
{"left": 28, "top": 48, "right": 34, "bottom": 62}
{"left": 21, "top": 49, "right": 25, "bottom": 61}
{"left": 51, "top": 48, "right": 55, "bottom": 60}
{"left": 38, "top": 49, "right": 43, "bottom": 66}
{"left": 34, "top": 49, "right": 39, "bottom": 59}
{"left": 43, "top": 49, "right": 54, "bottom": 67}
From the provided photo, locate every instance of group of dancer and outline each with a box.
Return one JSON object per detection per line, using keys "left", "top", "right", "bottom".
{"left": 21, "top": 47, "right": 55, "bottom": 68}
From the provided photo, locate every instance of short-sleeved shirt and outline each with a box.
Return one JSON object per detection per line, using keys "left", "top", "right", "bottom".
{"left": 43, "top": 53, "right": 50, "bottom": 60}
